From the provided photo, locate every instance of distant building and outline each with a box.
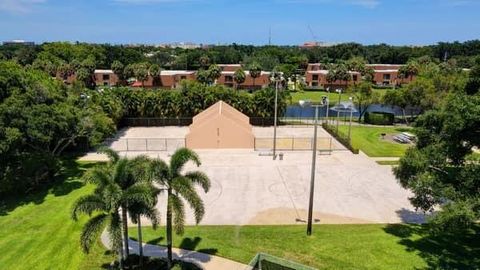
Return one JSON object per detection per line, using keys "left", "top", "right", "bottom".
{"left": 300, "top": 41, "right": 333, "bottom": 48}
{"left": 3, "top": 40, "right": 35, "bottom": 46}
{"left": 131, "top": 70, "right": 196, "bottom": 89}
{"left": 305, "top": 63, "right": 413, "bottom": 88}
{"left": 158, "top": 42, "right": 201, "bottom": 49}
{"left": 218, "top": 70, "right": 271, "bottom": 90}
{"left": 94, "top": 70, "right": 119, "bottom": 87}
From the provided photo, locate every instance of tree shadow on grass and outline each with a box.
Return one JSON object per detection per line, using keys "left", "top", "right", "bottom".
{"left": 130, "top": 236, "right": 165, "bottom": 246}
{"left": 0, "top": 159, "right": 97, "bottom": 216}
{"left": 179, "top": 237, "right": 218, "bottom": 258}
{"left": 384, "top": 224, "right": 480, "bottom": 269}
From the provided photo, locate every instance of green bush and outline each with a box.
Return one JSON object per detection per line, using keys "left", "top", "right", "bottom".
{"left": 364, "top": 112, "right": 394, "bottom": 125}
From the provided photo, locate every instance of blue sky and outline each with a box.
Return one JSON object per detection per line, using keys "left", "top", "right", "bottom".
{"left": 1, "top": 0, "right": 479, "bottom": 45}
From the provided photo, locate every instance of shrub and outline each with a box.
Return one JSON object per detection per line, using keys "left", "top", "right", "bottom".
{"left": 364, "top": 112, "right": 394, "bottom": 125}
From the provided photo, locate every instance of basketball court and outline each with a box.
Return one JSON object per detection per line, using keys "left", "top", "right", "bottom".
{"left": 81, "top": 125, "right": 423, "bottom": 226}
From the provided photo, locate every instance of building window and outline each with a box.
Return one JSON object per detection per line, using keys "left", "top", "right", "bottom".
{"left": 312, "top": 74, "right": 319, "bottom": 81}
{"left": 180, "top": 76, "right": 187, "bottom": 80}
{"left": 103, "top": 74, "right": 110, "bottom": 80}
{"left": 312, "top": 82, "right": 318, "bottom": 87}
{"left": 353, "top": 74, "right": 358, "bottom": 81}
{"left": 225, "top": 75, "right": 233, "bottom": 82}
{"left": 383, "top": 74, "right": 391, "bottom": 81}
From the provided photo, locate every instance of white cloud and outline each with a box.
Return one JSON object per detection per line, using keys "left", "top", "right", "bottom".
{"left": 0, "top": 0, "right": 46, "bottom": 13}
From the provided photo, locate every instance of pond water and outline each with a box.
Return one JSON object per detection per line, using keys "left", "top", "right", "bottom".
{"left": 284, "top": 104, "right": 420, "bottom": 118}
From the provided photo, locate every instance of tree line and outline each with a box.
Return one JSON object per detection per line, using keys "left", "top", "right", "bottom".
{"left": 2, "top": 40, "right": 480, "bottom": 73}
{"left": 0, "top": 60, "right": 289, "bottom": 196}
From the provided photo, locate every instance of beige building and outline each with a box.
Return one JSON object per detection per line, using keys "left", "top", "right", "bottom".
{"left": 186, "top": 101, "right": 254, "bottom": 149}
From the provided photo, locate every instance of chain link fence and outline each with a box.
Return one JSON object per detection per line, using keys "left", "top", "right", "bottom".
{"left": 103, "top": 138, "right": 185, "bottom": 152}
{"left": 254, "top": 137, "right": 333, "bottom": 152}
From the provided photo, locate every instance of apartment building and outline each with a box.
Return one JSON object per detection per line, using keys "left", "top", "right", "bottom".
{"left": 305, "top": 63, "right": 413, "bottom": 88}
{"left": 217, "top": 70, "right": 271, "bottom": 89}
{"left": 94, "top": 70, "right": 119, "bottom": 86}
{"left": 131, "top": 70, "right": 196, "bottom": 89}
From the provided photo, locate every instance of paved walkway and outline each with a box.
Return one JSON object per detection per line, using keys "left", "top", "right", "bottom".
{"left": 101, "top": 232, "right": 248, "bottom": 270}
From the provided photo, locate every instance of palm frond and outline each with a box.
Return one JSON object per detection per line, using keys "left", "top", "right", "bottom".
{"left": 71, "top": 194, "right": 106, "bottom": 220}
{"left": 149, "top": 158, "right": 170, "bottom": 185}
{"left": 80, "top": 213, "right": 108, "bottom": 253}
{"left": 185, "top": 171, "right": 211, "bottom": 192}
{"left": 129, "top": 155, "right": 153, "bottom": 183}
{"left": 170, "top": 195, "right": 185, "bottom": 235}
{"left": 108, "top": 212, "right": 123, "bottom": 253}
{"left": 170, "top": 148, "right": 201, "bottom": 177}
{"left": 82, "top": 166, "right": 112, "bottom": 188}
{"left": 113, "top": 158, "right": 130, "bottom": 188}
{"left": 143, "top": 206, "right": 161, "bottom": 229}
{"left": 122, "top": 182, "right": 157, "bottom": 206}
{"left": 172, "top": 177, "right": 205, "bottom": 224}
{"left": 97, "top": 146, "right": 120, "bottom": 164}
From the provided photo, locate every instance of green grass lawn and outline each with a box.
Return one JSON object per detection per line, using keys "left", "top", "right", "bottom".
{"left": 337, "top": 125, "right": 412, "bottom": 157}
{"left": 131, "top": 224, "right": 480, "bottom": 270}
{"left": 0, "top": 160, "right": 114, "bottom": 270}
{"left": 289, "top": 90, "right": 387, "bottom": 105}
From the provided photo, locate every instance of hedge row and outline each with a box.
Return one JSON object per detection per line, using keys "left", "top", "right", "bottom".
{"left": 322, "top": 123, "right": 359, "bottom": 154}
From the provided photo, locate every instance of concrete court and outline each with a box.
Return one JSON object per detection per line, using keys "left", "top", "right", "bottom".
{"left": 83, "top": 126, "right": 424, "bottom": 225}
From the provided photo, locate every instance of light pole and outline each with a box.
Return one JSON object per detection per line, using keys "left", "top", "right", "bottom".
{"left": 348, "top": 97, "right": 354, "bottom": 141}
{"left": 299, "top": 98, "right": 326, "bottom": 236}
{"left": 323, "top": 95, "right": 329, "bottom": 125}
{"left": 335, "top": 89, "right": 342, "bottom": 133}
{"left": 272, "top": 74, "right": 281, "bottom": 160}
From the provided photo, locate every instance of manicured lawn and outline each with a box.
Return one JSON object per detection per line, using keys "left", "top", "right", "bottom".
{"left": 337, "top": 125, "right": 412, "bottom": 157}
{"left": 289, "top": 90, "right": 387, "bottom": 105}
{"left": 289, "top": 91, "right": 349, "bottom": 105}
{"left": 131, "top": 224, "right": 480, "bottom": 270}
{"left": 0, "top": 161, "right": 113, "bottom": 270}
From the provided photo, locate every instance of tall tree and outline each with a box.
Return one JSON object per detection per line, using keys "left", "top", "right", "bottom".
{"left": 394, "top": 91, "right": 480, "bottom": 232}
{"left": 207, "top": 64, "right": 221, "bottom": 85}
{"left": 248, "top": 62, "right": 262, "bottom": 90}
{"left": 349, "top": 82, "right": 379, "bottom": 122}
{"left": 150, "top": 148, "right": 211, "bottom": 269}
{"left": 134, "top": 63, "right": 149, "bottom": 88}
{"left": 233, "top": 68, "right": 246, "bottom": 89}
{"left": 399, "top": 60, "right": 420, "bottom": 81}
{"left": 149, "top": 64, "right": 161, "bottom": 87}
{"left": 198, "top": 55, "right": 210, "bottom": 69}
{"left": 71, "top": 150, "right": 157, "bottom": 269}
{"left": 111, "top": 60, "right": 125, "bottom": 86}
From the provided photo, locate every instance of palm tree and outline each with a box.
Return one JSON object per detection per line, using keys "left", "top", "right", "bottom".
{"left": 207, "top": 64, "right": 222, "bottom": 85}
{"left": 150, "top": 148, "right": 211, "bottom": 269}
{"left": 233, "top": 68, "right": 246, "bottom": 89}
{"left": 111, "top": 60, "right": 124, "bottom": 86}
{"left": 71, "top": 154, "right": 156, "bottom": 269}
{"left": 72, "top": 149, "right": 158, "bottom": 268}
{"left": 126, "top": 155, "right": 161, "bottom": 267}
{"left": 249, "top": 63, "right": 262, "bottom": 90}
